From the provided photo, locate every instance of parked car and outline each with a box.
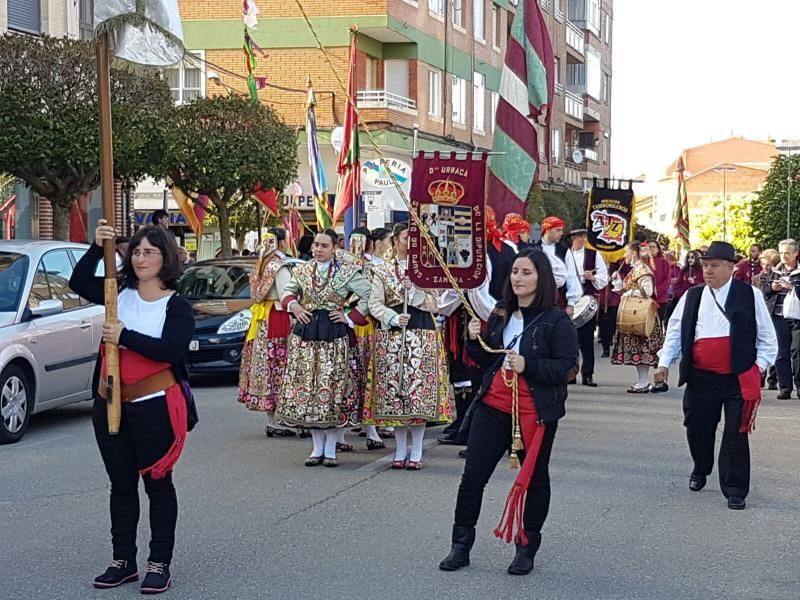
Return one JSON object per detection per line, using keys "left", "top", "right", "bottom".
{"left": 0, "top": 240, "right": 116, "bottom": 444}
{"left": 178, "top": 255, "right": 303, "bottom": 375}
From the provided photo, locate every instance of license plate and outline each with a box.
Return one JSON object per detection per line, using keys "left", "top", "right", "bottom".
{"left": 189, "top": 340, "right": 199, "bottom": 351}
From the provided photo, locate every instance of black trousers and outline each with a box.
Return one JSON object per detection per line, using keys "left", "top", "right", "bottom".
{"left": 598, "top": 306, "right": 618, "bottom": 353}
{"left": 454, "top": 402, "right": 558, "bottom": 534}
{"left": 771, "top": 314, "right": 800, "bottom": 392}
{"left": 682, "top": 370, "right": 750, "bottom": 499}
{"left": 577, "top": 315, "right": 597, "bottom": 377}
{"left": 93, "top": 396, "right": 178, "bottom": 564}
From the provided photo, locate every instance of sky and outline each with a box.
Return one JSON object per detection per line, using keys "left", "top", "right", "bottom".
{"left": 611, "top": 0, "right": 800, "bottom": 185}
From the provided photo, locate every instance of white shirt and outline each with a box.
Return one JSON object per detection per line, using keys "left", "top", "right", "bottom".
{"left": 657, "top": 278, "right": 778, "bottom": 371}
{"left": 569, "top": 247, "right": 609, "bottom": 291}
{"left": 541, "top": 240, "right": 582, "bottom": 306}
{"left": 118, "top": 288, "right": 172, "bottom": 402}
{"left": 503, "top": 312, "right": 524, "bottom": 353}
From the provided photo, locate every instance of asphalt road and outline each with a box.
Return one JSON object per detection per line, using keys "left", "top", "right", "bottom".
{"left": 2, "top": 360, "right": 798, "bottom": 600}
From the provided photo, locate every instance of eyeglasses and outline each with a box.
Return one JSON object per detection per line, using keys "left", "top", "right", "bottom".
{"left": 132, "top": 249, "right": 162, "bottom": 259}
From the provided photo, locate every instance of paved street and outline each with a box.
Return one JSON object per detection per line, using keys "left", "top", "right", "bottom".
{"left": 2, "top": 358, "right": 798, "bottom": 600}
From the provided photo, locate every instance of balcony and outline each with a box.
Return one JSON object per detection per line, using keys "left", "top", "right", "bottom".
{"left": 583, "top": 103, "right": 600, "bottom": 122}
{"left": 555, "top": 82, "right": 564, "bottom": 96}
{"left": 565, "top": 90, "right": 583, "bottom": 122}
{"left": 555, "top": 4, "right": 565, "bottom": 22}
{"left": 567, "top": 146, "right": 598, "bottom": 164}
{"left": 356, "top": 90, "right": 417, "bottom": 113}
{"left": 566, "top": 20, "right": 585, "bottom": 57}
{"left": 539, "top": 0, "right": 551, "bottom": 10}
{"left": 565, "top": 166, "right": 583, "bottom": 188}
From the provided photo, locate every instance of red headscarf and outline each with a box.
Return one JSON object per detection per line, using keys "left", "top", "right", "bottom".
{"left": 486, "top": 206, "right": 503, "bottom": 252}
{"left": 541, "top": 216, "right": 565, "bottom": 235}
{"left": 501, "top": 213, "right": 531, "bottom": 244}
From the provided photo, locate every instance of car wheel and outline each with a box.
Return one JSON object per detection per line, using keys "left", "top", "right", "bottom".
{"left": 0, "top": 365, "right": 32, "bottom": 445}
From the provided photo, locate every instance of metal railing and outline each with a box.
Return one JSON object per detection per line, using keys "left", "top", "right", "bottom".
{"left": 555, "top": 82, "right": 564, "bottom": 96}
{"left": 555, "top": 4, "right": 564, "bottom": 22}
{"left": 566, "top": 20, "right": 585, "bottom": 56}
{"left": 565, "top": 90, "right": 584, "bottom": 121}
{"left": 539, "top": 0, "right": 551, "bottom": 10}
{"left": 356, "top": 90, "right": 417, "bottom": 111}
{"left": 565, "top": 166, "right": 583, "bottom": 187}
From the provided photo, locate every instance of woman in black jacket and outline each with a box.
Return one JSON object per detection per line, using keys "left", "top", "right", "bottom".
{"left": 439, "top": 248, "right": 578, "bottom": 576}
{"left": 70, "top": 220, "right": 195, "bottom": 595}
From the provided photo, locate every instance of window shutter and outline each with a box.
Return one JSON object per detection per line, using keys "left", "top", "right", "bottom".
{"left": 8, "top": 0, "right": 42, "bottom": 34}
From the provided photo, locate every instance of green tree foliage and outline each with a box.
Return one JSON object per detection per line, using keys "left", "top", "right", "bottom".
{"left": 164, "top": 95, "right": 298, "bottom": 256}
{"left": 751, "top": 155, "right": 800, "bottom": 248}
{"left": 692, "top": 194, "right": 755, "bottom": 252}
{"left": 526, "top": 185, "right": 587, "bottom": 231}
{"left": 0, "top": 34, "right": 174, "bottom": 239}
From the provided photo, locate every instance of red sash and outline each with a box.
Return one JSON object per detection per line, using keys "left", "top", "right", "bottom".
{"left": 692, "top": 337, "right": 762, "bottom": 433}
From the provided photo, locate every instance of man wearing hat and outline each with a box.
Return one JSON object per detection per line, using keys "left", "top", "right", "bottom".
{"left": 533, "top": 216, "right": 582, "bottom": 315}
{"left": 654, "top": 241, "right": 777, "bottom": 510}
{"left": 568, "top": 227, "right": 608, "bottom": 386}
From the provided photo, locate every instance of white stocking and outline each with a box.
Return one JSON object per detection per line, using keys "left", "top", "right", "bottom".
{"left": 636, "top": 365, "right": 650, "bottom": 388}
{"left": 409, "top": 424, "right": 426, "bottom": 463}
{"left": 324, "top": 431, "right": 338, "bottom": 459}
{"left": 335, "top": 427, "right": 346, "bottom": 444}
{"left": 365, "top": 424, "right": 382, "bottom": 442}
{"left": 310, "top": 430, "right": 325, "bottom": 458}
{"left": 394, "top": 426, "right": 409, "bottom": 462}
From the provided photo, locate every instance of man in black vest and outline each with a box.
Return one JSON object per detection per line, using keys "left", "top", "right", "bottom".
{"left": 568, "top": 228, "right": 608, "bottom": 386}
{"left": 654, "top": 242, "right": 777, "bottom": 510}
{"left": 532, "top": 216, "right": 582, "bottom": 315}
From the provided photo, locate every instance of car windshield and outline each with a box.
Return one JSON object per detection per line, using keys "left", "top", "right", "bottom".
{"left": 0, "top": 252, "right": 29, "bottom": 312}
{"left": 178, "top": 263, "right": 252, "bottom": 299}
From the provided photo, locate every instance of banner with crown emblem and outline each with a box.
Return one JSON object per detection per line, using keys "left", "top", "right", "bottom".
{"left": 585, "top": 179, "right": 636, "bottom": 263}
{"left": 408, "top": 151, "right": 486, "bottom": 289}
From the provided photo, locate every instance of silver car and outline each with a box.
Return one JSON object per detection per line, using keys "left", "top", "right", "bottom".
{"left": 0, "top": 240, "right": 111, "bottom": 444}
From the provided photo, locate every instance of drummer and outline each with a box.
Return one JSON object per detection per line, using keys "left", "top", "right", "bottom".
{"left": 568, "top": 228, "right": 608, "bottom": 387}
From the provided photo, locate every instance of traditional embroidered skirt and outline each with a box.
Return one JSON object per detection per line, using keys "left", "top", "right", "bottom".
{"left": 275, "top": 310, "right": 355, "bottom": 428}
{"left": 347, "top": 319, "right": 375, "bottom": 425}
{"left": 611, "top": 317, "right": 665, "bottom": 367}
{"left": 368, "top": 306, "right": 452, "bottom": 425}
{"left": 237, "top": 301, "right": 291, "bottom": 412}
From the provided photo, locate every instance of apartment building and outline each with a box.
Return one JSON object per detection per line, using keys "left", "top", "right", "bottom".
{"left": 171, "top": 0, "right": 614, "bottom": 224}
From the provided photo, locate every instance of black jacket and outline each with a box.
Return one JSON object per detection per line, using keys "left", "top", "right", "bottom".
{"left": 761, "top": 265, "right": 800, "bottom": 315}
{"left": 466, "top": 304, "right": 578, "bottom": 423}
{"left": 69, "top": 243, "right": 195, "bottom": 397}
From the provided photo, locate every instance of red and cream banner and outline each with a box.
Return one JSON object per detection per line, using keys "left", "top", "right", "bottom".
{"left": 408, "top": 151, "right": 486, "bottom": 290}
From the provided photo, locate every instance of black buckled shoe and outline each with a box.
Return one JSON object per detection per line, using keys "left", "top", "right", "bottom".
{"left": 689, "top": 473, "right": 706, "bottom": 492}
{"left": 93, "top": 559, "right": 138, "bottom": 589}
{"left": 777, "top": 389, "right": 792, "bottom": 400}
{"left": 140, "top": 562, "right": 171, "bottom": 595}
{"left": 727, "top": 496, "right": 746, "bottom": 510}
{"left": 582, "top": 376, "right": 598, "bottom": 387}
{"left": 438, "top": 525, "right": 476, "bottom": 571}
{"left": 507, "top": 531, "right": 542, "bottom": 576}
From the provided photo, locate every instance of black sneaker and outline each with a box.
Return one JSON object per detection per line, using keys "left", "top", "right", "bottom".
{"left": 140, "top": 562, "right": 171, "bottom": 595}
{"left": 93, "top": 559, "right": 138, "bottom": 589}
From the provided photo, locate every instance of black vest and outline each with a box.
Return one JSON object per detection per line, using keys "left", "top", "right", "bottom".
{"left": 677, "top": 279, "right": 757, "bottom": 386}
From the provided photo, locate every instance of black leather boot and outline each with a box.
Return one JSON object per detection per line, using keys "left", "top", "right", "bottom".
{"left": 438, "top": 525, "right": 476, "bottom": 571}
{"left": 507, "top": 531, "right": 541, "bottom": 575}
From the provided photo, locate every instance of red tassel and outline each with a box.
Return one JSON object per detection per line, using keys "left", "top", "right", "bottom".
{"left": 493, "top": 484, "right": 528, "bottom": 545}
{"left": 140, "top": 385, "right": 188, "bottom": 480}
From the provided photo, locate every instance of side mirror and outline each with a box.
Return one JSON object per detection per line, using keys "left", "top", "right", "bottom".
{"left": 30, "top": 299, "right": 64, "bottom": 318}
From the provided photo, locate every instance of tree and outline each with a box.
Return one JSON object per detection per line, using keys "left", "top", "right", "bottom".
{"left": 692, "top": 193, "right": 755, "bottom": 252}
{"left": 526, "top": 185, "right": 587, "bottom": 231}
{"left": 0, "top": 34, "right": 175, "bottom": 240}
{"left": 751, "top": 155, "right": 800, "bottom": 249}
{"left": 164, "top": 95, "right": 298, "bottom": 257}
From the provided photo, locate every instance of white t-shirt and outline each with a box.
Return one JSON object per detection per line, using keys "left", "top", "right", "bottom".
{"left": 117, "top": 288, "right": 173, "bottom": 402}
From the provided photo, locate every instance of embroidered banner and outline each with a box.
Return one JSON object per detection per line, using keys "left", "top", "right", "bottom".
{"left": 408, "top": 151, "right": 486, "bottom": 289}
{"left": 585, "top": 180, "right": 636, "bottom": 263}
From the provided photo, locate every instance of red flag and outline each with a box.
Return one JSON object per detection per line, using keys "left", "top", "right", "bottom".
{"left": 69, "top": 194, "right": 90, "bottom": 242}
{"left": 252, "top": 184, "right": 279, "bottom": 215}
{"left": 332, "top": 29, "right": 360, "bottom": 225}
{"left": 674, "top": 157, "right": 690, "bottom": 248}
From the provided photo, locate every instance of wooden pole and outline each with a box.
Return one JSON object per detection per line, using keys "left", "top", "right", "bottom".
{"left": 96, "top": 32, "right": 122, "bottom": 435}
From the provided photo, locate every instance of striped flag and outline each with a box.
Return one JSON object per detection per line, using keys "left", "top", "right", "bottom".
{"left": 674, "top": 156, "right": 690, "bottom": 248}
{"left": 332, "top": 30, "right": 360, "bottom": 225}
{"left": 306, "top": 85, "right": 333, "bottom": 229}
{"left": 487, "top": 0, "right": 554, "bottom": 220}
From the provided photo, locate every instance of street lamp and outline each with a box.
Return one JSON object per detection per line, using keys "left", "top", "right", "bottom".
{"left": 777, "top": 141, "right": 800, "bottom": 239}
{"left": 713, "top": 165, "right": 736, "bottom": 242}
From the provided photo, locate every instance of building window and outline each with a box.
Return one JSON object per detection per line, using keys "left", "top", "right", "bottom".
{"left": 492, "top": 6, "right": 502, "bottom": 50}
{"left": 605, "top": 15, "right": 613, "bottom": 44}
{"left": 79, "top": 0, "right": 94, "bottom": 40}
{"left": 588, "top": 0, "right": 601, "bottom": 34}
{"left": 551, "top": 128, "right": 561, "bottom": 165}
{"left": 601, "top": 72, "right": 610, "bottom": 104}
{"left": 428, "top": 69, "right": 443, "bottom": 117}
{"left": 429, "top": 0, "right": 445, "bottom": 17}
{"left": 473, "top": 0, "right": 485, "bottom": 41}
{"left": 165, "top": 51, "right": 206, "bottom": 105}
{"left": 554, "top": 57, "right": 562, "bottom": 85}
{"left": 7, "top": 0, "right": 42, "bottom": 34}
{"left": 602, "top": 136, "right": 608, "bottom": 164}
{"left": 452, "top": 76, "right": 467, "bottom": 125}
{"left": 491, "top": 91, "right": 499, "bottom": 134}
{"left": 365, "top": 57, "right": 378, "bottom": 90}
{"left": 452, "top": 0, "right": 464, "bottom": 28}
{"left": 473, "top": 72, "right": 486, "bottom": 133}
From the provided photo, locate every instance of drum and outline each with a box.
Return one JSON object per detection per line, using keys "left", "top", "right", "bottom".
{"left": 571, "top": 295, "right": 598, "bottom": 328}
{"left": 617, "top": 295, "right": 658, "bottom": 337}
